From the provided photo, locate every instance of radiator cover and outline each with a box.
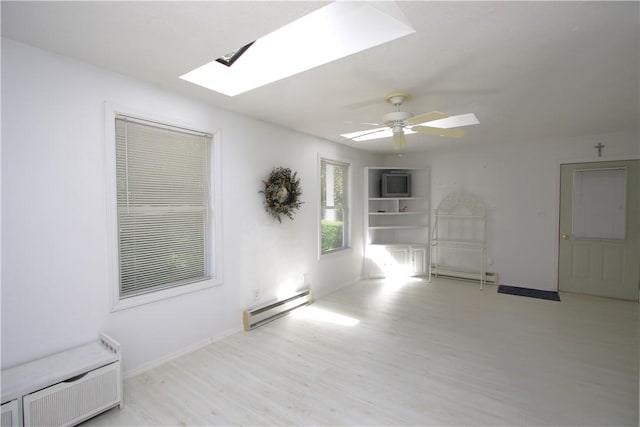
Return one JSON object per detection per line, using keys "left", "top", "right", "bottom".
{"left": 1, "top": 400, "right": 19, "bottom": 427}
{"left": 23, "top": 362, "right": 121, "bottom": 427}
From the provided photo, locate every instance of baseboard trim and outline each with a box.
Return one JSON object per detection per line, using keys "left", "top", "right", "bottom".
{"left": 123, "top": 277, "right": 364, "bottom": 378}
{"left": 123, "top": 327, "right": 241, "bottom": 379}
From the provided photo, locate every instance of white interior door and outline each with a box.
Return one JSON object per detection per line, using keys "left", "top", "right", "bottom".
{"left": 558, "top": 160, "right": 639, "bottom": 300}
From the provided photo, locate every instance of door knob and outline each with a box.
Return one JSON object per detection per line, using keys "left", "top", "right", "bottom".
{"left": 561, "top": 234, "right": 569, "bottom": 240}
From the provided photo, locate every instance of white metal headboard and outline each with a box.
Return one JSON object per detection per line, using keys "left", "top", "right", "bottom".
{"left": 436, "top": 191, "right": 486, "bottom": 216}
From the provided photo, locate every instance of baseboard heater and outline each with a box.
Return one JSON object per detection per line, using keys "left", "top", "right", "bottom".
{"left": 243, "top": 289, "right": 312, "bottom": 331}
{"left": 430, "top": 266, "right": 498, "bottom": 285}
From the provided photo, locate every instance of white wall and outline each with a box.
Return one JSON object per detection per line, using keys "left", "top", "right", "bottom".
{"left": 1, "top": 38, "right": 381, "bottom": 373}
{"left": 385, "top": 131, "right": 639, "bottom": 291}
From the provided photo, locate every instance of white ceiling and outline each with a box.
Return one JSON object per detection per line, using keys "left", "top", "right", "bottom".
{"left": 2, "top": 1, "right": 639, "bottom": 154}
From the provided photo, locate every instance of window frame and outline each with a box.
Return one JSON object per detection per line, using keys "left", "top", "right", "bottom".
{"left": 319, "top": 155, "right": 352, "bottom": 256}
{"left": 104, "top": 103, "right": 223, "bottom": 312}
{"left": 215, "top": 41, "right": 255, "bottom": 67}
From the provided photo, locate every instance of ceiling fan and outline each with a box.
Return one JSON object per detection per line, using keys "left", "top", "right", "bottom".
{"left": 342, "top": 93, "right": 479, "bottom": 149}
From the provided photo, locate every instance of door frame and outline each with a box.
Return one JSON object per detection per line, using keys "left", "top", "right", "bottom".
{"left": 553, "top": 154, "right": 640, "bottom": 293}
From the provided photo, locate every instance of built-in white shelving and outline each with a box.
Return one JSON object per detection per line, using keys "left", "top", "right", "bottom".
{"left": 364, "top": 167, "right": 429, "bottom": 278}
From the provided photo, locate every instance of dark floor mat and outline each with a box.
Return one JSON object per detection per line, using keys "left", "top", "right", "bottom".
{"left": 497, "top": 285, "right": 561, "bottom": 301}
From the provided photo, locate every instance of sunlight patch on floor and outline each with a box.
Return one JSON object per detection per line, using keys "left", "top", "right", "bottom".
{"left": 290, "top": 306, "right": 360, "bottom": 327}
{"left": 367, "top": 245, "right": 415, "bottom": 290}
{"left": 383, "top": 276, "right": 424, "bottom": 290}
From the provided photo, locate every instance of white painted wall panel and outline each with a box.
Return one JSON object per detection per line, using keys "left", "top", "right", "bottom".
{"left": 384, "top": 131, "right": 639, "bottom": 291}
{"left": 1, "top": 38, "right": 381, "bottom": 373}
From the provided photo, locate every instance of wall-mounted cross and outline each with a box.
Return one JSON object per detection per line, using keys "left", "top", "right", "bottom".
{"left": 594, "top": 142, "right": 605, "bottom": 157}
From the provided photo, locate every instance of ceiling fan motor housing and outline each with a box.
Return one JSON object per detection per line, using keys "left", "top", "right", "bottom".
{"left": 383, "top": 111, "right": 412, "bottom": 127}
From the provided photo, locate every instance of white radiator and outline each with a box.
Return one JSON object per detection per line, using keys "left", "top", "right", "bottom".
{"left": 23, "top": 362, "right": 121, "bottom": 427}
{"left": 243, "top": 289, "right": 312, "bottom": 331}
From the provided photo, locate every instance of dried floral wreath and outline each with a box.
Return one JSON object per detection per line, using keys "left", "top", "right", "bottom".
{"left": 260, "top": 166, "right": 304, "bottom": 223}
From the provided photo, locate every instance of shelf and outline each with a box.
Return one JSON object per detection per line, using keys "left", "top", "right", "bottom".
{"left": 432, "top": 265, "right": 485, "bottom": 275}
{"left": 365, "top": 167, "right": 430, "bottom": 278}
{"left": 434, "top": 214, "right": 485, "bottom": 219}
{"left": 369, "top": 197, "right": 425, "bottom": 201}
{"left": 429, "top": 191, "right": 487, "bottom": 289}
{"left": 369, "top": 225, "right": 428, "bottom": 230}
{"left": 369, "top": 211, "right": 426, "bottom": 216}
{"left": 431, "top": 239, "right": 485, "bottom": 246}
{"left": 368, "top": 243, "right": 426, "bottom": 247}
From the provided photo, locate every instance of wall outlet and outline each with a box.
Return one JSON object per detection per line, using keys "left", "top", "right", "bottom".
{"left": 253, "top": 289, "right": 260, "bottom": 301}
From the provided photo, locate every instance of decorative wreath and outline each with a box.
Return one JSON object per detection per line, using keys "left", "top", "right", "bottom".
{"left": 260, "top": 166, "right": 304, "bottom": 223}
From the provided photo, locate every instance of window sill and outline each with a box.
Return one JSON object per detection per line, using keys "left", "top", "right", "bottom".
{"left": 110, "top": 278, "right": 220, "bottom": 312}
{"left": 320, "top": 246, "right": 353, "bottom": 259}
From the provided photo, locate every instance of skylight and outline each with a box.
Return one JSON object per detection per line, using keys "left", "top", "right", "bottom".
{"left": 180, "top": 1, "right": 415, "bottom": 96}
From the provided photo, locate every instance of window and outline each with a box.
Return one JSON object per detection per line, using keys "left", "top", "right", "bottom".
{"left": 573, "top": 167, "right": 627, "bottom": 240}
{"left": 321, "top": 159, "right": 350, "bottom": 253}
{"left": 215, "top": 41, "right": 255, "bottom": 67}
{"left": 113, "top": 115, "right": 213, "bottom": 304}
{"left": 180, "top": 2, "right": 414, "bottom": 96}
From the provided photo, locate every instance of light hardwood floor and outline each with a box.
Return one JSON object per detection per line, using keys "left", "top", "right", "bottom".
{"left": 84, "top": 278, "right": 639, "bottom": 426}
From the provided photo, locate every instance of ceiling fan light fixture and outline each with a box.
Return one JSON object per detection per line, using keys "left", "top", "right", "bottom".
{"left": 393, "top": 131, "right": 406, "bottom": 149}
{"left": 383, "top": 111, "right": 412, "bottom": 125}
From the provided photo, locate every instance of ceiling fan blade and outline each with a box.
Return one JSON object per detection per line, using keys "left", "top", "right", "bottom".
{"left": 342, "top": 127, "right": 391, "bottom": 141}
{"left": 393, "top": 131, "right": 406, "bottom": 149}
{"left": 412, "top": 126, "right": 465, "bottom": 138}
{"left": 406, "top": 111, "right": 447, "bottom": 126}
{"left": 423, "top": 113, "right": 479, "bottom": 129}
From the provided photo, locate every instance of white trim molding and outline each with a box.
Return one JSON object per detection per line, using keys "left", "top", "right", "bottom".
{"left": 317, "top": 153, "right": 354, "bottom": 259}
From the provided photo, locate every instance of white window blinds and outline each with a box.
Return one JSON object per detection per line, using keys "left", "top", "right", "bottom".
{"left": 115, "top": 116, "right": 211, "bottom": 299}
{"left": 573, "top": 167, "right": 627, "bottom": 240}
